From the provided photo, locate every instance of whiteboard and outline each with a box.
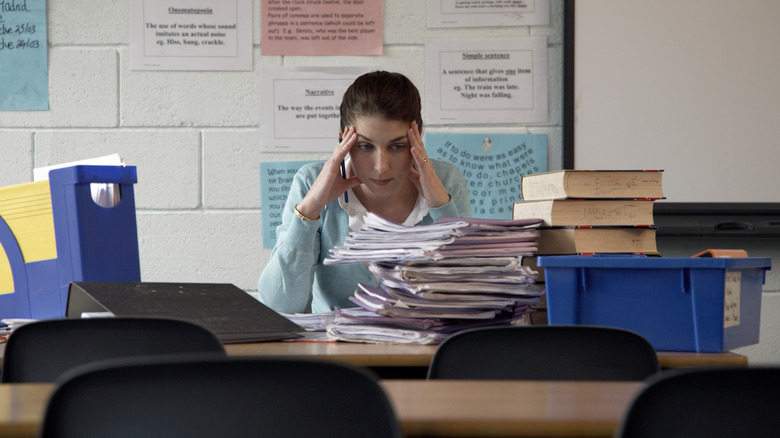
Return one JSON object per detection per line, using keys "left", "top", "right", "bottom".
{"left": 571, "top": 0, "right": 780, "bottom": 203}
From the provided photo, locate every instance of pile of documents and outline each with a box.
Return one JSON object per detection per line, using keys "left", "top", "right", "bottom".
{"left": 323, "top": 213, "right": 544, "bottom": 344}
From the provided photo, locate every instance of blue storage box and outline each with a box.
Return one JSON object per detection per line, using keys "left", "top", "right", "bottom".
{"left": 0, "top": 165, "right": 140, "bottom": 319}
{"left": 537, "top": 255, "right": 771, "bottom": 352}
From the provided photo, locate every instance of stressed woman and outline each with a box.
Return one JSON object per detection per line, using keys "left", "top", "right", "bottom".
{"left": 258, "top": 71, "right": 471, "bottom": 313}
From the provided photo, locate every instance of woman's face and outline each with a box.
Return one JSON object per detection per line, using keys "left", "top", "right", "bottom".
{"left": 347, "top": 116, "right": 414, "bottom": 198}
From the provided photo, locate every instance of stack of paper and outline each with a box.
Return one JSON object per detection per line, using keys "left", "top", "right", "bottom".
{"left": 323, "top": 213, "right": 544, "bottom": 344}
{"left": 325, "top": 214, "right": 541, "bottom": 264}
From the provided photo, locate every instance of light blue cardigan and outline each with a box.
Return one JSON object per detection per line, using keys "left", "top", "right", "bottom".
{"left": 258, "top": 159, "right": 472, "bottom": 313}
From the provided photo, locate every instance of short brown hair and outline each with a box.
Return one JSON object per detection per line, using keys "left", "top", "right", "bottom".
{"left": 340, "top": 71, "right": 423, "bottom": 134}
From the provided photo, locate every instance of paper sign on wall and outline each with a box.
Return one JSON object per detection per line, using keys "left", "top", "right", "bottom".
{"left": 129, "top": 0, "right": 252, "bottom": 71}
{"left": 0, "top": 0, "right": 48, "bottom": 110}
{"left": 426, "top": 0, "right": 550, "bottom": 28}
{"left": 426, "top": 133, "right": 547, "bottom": 219}
{"left": 425, "top": 37, "right": 547, "bottom": 124}
{"left": 260, "top": 160, "right": 321, "bottom": 248}
{"left": 260, "top": 67, "right": 371, "bottom": 152}
{"left": 261, "top": 0, "right": 383, "bottom": 56}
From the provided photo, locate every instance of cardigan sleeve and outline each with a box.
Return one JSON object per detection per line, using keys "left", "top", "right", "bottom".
{"left": 257, "top": 164, "right": 323, "bottom": 313}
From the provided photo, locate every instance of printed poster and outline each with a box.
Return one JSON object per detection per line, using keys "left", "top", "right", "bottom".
{"left": 426, "top": 133, "right": 547, "bottom": 219}
{"left": 260, "top": 66, "right": 371, "bottom": 152}
{"left": 261, "top": 0, "right": 382, "bottom": 55}
{"left": 425, "top": 36, "right": 548, "bottom": 124}
{"left": 260, "top": 160, "right": 320, "bottom": 248}
{"left": 129, "top": 0, "right": 253, "bottom": 70}
{"left": 426, "top": 0, "right": 550, "bottom": 28}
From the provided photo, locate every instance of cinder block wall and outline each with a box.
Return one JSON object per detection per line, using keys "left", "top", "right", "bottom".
{"left": 1, "top": 0, "right": 564, "bottom": 295}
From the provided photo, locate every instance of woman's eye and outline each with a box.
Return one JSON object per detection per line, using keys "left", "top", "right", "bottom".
{"left": 391, "top": 144, "right": 407, "bottom": 151}
{"left": 357, "top": 143, "right": 373, "bottom": 150}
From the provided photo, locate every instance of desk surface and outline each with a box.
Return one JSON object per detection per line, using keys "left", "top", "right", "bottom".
{"left": 0, "top": 380, "right": 644, "bottom": 438}
{"left": 224, "top": 340, "right": 749, "bottom": 369}
{"left": 0, "top": 338, "right": 748, "bottom": 370}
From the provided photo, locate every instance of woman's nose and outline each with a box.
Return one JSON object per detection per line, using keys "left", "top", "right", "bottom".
{"left": 374, "top": 150, "right": 390, "bottom": 174}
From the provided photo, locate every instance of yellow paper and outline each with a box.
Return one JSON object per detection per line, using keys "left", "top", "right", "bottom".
{"left": 0, "top": 180, "right": 57, "bottom": 295}
{"left": 0, "top": 243, "right": 12, "bottom": 294}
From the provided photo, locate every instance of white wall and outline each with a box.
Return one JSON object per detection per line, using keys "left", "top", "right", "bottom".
{"left": 570, "top": 0, "right": 780, "bottom": 365}
{"left": 1, "top": 0, "right": 564, "bottom": 294}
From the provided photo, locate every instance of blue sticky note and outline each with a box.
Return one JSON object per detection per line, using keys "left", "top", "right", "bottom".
{"left": 260, "top": 160, "right": 321, "bottom": 248}
{"left": 426, "top": 133, "right": 547, "bottom": 219}
{"left": 0, "top": 0, "right": 49, "bottom": 111}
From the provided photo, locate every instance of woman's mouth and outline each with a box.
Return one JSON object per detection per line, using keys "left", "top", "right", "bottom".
{"left": 371, "top": 178, "right": 392, "bottom": 186}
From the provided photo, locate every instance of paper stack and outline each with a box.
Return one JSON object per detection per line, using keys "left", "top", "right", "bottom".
{"left": 323, "top": 213, "right": 544, "bottom": 344}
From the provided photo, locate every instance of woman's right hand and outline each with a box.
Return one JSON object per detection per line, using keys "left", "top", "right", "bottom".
{"left": 295, "top": 126, "right": 362, "bottom": 220}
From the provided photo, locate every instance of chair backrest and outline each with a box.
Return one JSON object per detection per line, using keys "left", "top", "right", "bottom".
{"left": 40, "top": 357, "right": 403, "bottom": 438}
{"left": 1, "top": 317, "right": 226, "bottom": 383}
{"left": 427, "top": 325, "right": 660, "bottom": 380}
{"left": 615, "top": 367, "right": 780, "bottom": 438}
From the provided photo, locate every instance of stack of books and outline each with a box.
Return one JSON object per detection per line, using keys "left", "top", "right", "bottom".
{"left": 512, "top": 170, "right": 664, "bottom": 325}
{"left": 513, "top": 170, "right": 665, "bottom": 255}
{"left": 322, "top": 213, "right": 544, "bottom": 344}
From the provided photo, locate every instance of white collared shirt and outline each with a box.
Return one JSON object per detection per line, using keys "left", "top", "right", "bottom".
{"left": 338, "top": 155, "right": 429, "bottom": 232}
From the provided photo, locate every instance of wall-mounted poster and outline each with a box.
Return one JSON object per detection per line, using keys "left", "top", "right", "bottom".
{"left": 426, "top": 0, "right": 550, "bottom": 28}
{"left": 426, "top": 133, "right": 547, "bottom": 219}
{"left": 261, "top": 0, "right": 383, "bottom": 55}
{"left": 260, "top": 66, "right": 371, "bottom": 152}
{"left": 0, "top": 0, "right": 48, "bottom": 110}
{"left": 129, "top": 0, "right": 252, "bottom": 70}
{"left": 425, "top": 37, "right": 547, "bottom": 124}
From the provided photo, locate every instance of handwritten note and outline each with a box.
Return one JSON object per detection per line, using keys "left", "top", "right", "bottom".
{"left": 724, "top": 271, "right": 741, "bottom": 328}
{"left": 426, "top": 133, "right": 547, "bottom": 219}
{"left": 0, "top": 0, "right": 48, "bottom": 110}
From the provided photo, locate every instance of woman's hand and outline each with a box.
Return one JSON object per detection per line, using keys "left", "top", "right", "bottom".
{"left": 296, "top": 126, "right": 362, "bottom": 220}
{"left": 407, "top": 121, "right": 451, "bottom": 208}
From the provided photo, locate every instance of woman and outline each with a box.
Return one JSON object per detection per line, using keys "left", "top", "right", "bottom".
{"left": 258, "top": 71, "right": 471, "bottom": 313}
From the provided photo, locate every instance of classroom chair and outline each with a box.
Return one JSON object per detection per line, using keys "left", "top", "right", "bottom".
{"left": 615, "top": 367, "right": 780, "bottom": 438}
{"left": 427, "top": 325, "right": 660, "bottom": 380}
{"left": 39, "top": 356, "right": 403, "bottom": 438}
{"left": 0, "top": 316, "right": 226, "bottom": 383}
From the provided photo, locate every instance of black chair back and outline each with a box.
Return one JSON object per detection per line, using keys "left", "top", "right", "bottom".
{"left": 1, "top": 317, "right": 226, "bottom": 383}
{"left": 428, "top": 325, "right": 660, "bottom": 380}
{"left": 40, "top": 357, "right": 402, "bottom": 438}
{"left": 615, "top": 367, "right": 780, "bottom": 438}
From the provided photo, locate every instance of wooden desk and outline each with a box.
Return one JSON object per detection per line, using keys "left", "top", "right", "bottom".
{"left": 224, "top": 340, "right": 748, "bottom": 369}
{"left": 383, "top": 380, "right": 644, "bottom": 437}
{"left": 0, "top": 380, "right": 644, "bottom": 438}
{"left": 225, "top": 341, "right": 437, "bottom": 367}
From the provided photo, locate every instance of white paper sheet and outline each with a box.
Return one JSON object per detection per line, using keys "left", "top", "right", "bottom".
{"left": 425, "top": 36, "right": 548, "bottom": 124}
{"left": 260, "top": 66, "right": 372, "bottom": 152}
{"left": 129, "top": 0, "right": 252, "bottom": 71}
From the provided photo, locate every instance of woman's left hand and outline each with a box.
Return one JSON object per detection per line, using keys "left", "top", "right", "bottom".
{"left": 407, "top": 121, "right": 451, "bottom": 208}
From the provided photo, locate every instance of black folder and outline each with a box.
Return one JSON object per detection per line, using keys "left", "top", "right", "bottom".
{"left": 66, "top": 282, "right": 303, "bottom": 343}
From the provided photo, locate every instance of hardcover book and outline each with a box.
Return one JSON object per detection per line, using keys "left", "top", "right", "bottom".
{"left": 520, "top": 170, "right": 664, "bottom": 201}
{"left": 536, "top": 226, "right": 659, "bottom": 255}
{"left": 513, "top": 198, "right": 655, "bottom": 226}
